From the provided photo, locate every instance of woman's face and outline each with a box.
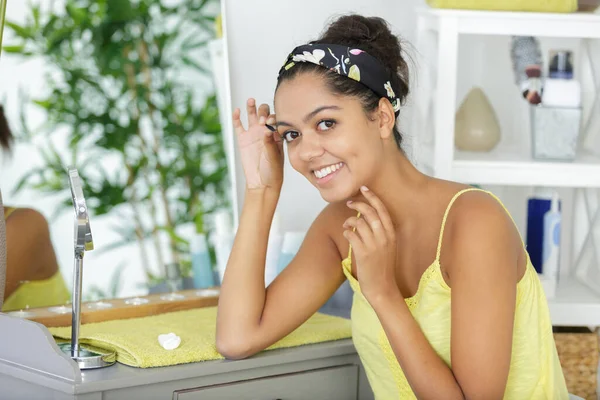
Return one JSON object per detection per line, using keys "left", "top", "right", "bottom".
{"left": 274, "top": 73, "right": 387, "bottom": 203}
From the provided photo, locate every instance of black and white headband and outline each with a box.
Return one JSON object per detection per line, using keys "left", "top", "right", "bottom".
{"left": 278, "top": 43, "right": 401, "bottom": 116}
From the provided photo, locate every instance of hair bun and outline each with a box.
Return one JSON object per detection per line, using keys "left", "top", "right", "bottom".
{"left": 313, "top": 14, "right": 410, "bottom": 106}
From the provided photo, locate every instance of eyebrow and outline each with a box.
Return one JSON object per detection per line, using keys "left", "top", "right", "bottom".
{"left": 276, "top": 105, "right": 342, "bottom": 128}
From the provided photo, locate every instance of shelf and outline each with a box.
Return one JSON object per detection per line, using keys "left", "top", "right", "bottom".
{"left": 418, "top": 144, "right": 600, "bottom": 187}
{"left": 417, "top": 7, "right": 600, "bottom": 38}
{"left": 548, "top": 277, "right": 600, "bottom": 327}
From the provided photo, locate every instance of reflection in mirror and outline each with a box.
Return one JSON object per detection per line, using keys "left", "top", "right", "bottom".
{"left": 0, "top": 0, "right": 6, "bottom": 311}
{"left": 0, "top": 0, "right": 233, "bottom": 313}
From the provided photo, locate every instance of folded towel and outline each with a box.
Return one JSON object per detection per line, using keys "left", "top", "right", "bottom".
{"left": 49, "top": 307, "right": 351, "bottom": 368}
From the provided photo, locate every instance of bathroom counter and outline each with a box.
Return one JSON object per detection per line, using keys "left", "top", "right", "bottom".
{"left": 0, "top": 312, "right": 373, "bottom": 400}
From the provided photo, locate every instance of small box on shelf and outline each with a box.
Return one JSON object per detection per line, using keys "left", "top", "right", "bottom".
{"left": 530, "top": 105, "right": 582, "bottom": 161}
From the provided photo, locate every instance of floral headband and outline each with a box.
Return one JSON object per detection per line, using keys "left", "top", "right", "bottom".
{"left": 278, "top": 43, "right": 401, "bottom": 116}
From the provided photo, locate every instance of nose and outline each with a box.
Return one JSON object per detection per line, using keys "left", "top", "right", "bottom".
{"left": 297, "top": 131, "right": 325, "bottom": 162}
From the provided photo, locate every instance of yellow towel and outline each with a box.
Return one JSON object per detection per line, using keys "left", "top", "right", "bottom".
{"left": 426, "top": 0, "right": 577, "bottom": 12}
{"left": 49, "top": 307, "right": 352, "bottom": 368}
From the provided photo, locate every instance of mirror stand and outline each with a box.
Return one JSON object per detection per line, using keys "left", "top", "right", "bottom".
{"left": 57, "top": 168, "right": 115, "bottom": 369}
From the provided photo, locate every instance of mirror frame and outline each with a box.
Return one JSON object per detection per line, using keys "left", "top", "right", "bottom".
{"left": 0, "top": 0, "right": 8, "bottom": 310}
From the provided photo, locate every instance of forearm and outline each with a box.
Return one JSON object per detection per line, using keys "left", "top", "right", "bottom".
{"left": 370, "top": 289, "right": 464, "bottom": 400}
{"left": 216, "top": 188, "right": 279, "bottom": 349}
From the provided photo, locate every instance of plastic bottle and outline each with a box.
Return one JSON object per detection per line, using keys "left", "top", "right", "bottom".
{"left": 541, "top": 192, "right": 561, "bottom": 298}
{"left": 526, "top": 187, "right": 555, "bottom": 273}
{"left": 277, "top": 231, "right": 306, "bottom": 274}
{"left": 264, "top": 212, "right": 282, "bottom": 287}
{"left": 212, "top": 210, "right": 235, "bottom": 284}
{"left": 191, "top": 233, "right": 215, "bottom": 289}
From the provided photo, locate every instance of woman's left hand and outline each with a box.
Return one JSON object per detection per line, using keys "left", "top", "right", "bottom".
{"left": 343, "top": 186, "right": 399, "bottom": 303}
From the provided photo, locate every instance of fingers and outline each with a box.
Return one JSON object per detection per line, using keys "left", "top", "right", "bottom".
{"left": 359, "top": 186, "right": 395, "bottom": 237}
{"left": 257, "top": 103, "right": 271, "bottom": 120}
{"left": 347, "top": 200, "right": 382, "bottom": 232}
{"left": 247, "top": 98, "right": 258, "bottom": 125}
{"left": 343, "top": 229, "right": 365, "bottom": 256}
{"left": 232, "top": 108, "right": 245, "bottom": 136}
{"left": 343, "top": 214, "right": 381, "bottom": 246}
{"left": 346, "top": 201, "right": 393, "bottom": 244}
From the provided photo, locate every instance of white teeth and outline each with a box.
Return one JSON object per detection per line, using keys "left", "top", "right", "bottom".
{"left": 313, "top": 162, "right": 344, "bottom": 179}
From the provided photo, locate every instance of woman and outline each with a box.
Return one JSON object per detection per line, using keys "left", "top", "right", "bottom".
{"left": 216, "top": 15, "right": 568, "bottom": 399}
{"left": 0, "top": 105, "right": 70, "bottom": 311}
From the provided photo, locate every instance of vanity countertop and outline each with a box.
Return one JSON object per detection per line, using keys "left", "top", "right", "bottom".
{"left": 0, "top": 309, "right": 372, "bottom": 400}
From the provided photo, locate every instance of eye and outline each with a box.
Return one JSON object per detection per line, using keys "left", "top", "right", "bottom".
{"left": 282, "top": 130, "right": 301, "bottom": 143}
{"left": 317, "top": 119, "right": 335, "bottom": 131}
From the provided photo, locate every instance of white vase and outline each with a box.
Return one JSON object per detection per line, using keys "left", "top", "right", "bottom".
{"left": 454, "top": 87, "right": 501, "bottom": 152}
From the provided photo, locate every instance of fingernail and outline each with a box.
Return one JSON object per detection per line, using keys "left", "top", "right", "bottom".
{"left": 259, "top": 116, "right": 265, "bottom": 124}
{"left": 347, "top": 200, "right": 353, "bottom": 206}
{"left": 267, "top": 117, "right": 275, "bottom": 125}
{"left": 361, "top": 186, "right": 369, "bottom": 192}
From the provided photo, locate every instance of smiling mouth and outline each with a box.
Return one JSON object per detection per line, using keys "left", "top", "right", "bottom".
{"left": 312, "top": 162, "right": 344, "bottom": 179}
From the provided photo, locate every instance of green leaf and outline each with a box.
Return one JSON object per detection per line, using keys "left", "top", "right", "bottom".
{"left": 181, "top": 56, "right": 209, "bottom": 73}
{"left": 2, "top": 45, "right": 26, "bottom": 53}
{"left": 5, "top": 22, "right": 32, "bottom": 39}
{"left": 65, "top": 4, "right": 87, "bottom": 25}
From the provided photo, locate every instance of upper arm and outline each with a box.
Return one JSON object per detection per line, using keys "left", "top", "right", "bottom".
{"left": 445, "top": 194, "right": 521, "bottom": 399}
{"left": 5, "top": 208, "right": 57, "bottom": 298}
{"left": 251, "top": 203, "right": 349, "bottom": 350}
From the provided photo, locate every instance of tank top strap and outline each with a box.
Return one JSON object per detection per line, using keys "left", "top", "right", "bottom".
{"left": 3, "top": 206, "right": 16, "bottom": 220}
{"left": 435, "top": 188, "right": 526, "bottom": 263}
{"left": 435, "top": 188, "right": 484, "bottom": 262}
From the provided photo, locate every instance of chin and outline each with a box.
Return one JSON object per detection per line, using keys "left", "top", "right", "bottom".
{"left": 318, "top": 189, "right": 347, "bottom": 204}
{"left": 314, "top": 181, "right": 358, "bottom": 204}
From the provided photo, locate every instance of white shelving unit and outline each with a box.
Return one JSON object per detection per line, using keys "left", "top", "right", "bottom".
{"left": 414, "top": 8, "right": 600, "bottom": 327}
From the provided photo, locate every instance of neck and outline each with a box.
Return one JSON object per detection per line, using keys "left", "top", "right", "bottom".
{"left": 360, "top": 148, "right": 432, "bottom": 227}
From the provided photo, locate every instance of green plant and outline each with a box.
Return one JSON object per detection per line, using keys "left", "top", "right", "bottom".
{"left": 3, "top": 0, "right": 229, "bottom": 283}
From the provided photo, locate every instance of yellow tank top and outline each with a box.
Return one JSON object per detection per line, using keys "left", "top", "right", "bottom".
{"left": 2, "top": 207, "right": 71, "bottom": 312}
{"left": 341, "top": 188, "right": 568, "bottom": 399}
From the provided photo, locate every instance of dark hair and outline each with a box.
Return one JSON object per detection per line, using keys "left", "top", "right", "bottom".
{"left": 276, "top": 14, "right": 411, "bottom": 149}
{"left": 0, "top": 105, "right": 13, "bottom": 152}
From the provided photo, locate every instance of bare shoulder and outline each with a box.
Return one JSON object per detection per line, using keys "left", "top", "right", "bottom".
{"left": 442, "top": 190, "right": 523, "bottom": 280}
{"left": 6, "top": 207, "right": 50, "bottom": 232}
{"left": 448, "top": 190, "right": 516, "bottom": 234}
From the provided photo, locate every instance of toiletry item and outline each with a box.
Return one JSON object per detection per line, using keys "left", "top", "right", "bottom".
{"left": 510, "top": 36, "right": 544, "bottom": 104}
{"left": 526, "top": 188, "right": 557, "bottom": 273}
{"left": 530, "top": 105, "right": 582, "bottom": 161}
{"left": 277, "top": 231, "right": 306, "bottom": 274}
{"left": 541, "top": 80, "right": 581, "bottom": 108}
{"left": 212, "top": 210, "right": 235, "bottom": 284}
{"left": 190, "top": 233, "right": 215, "bottom": 289}
{"left": 161, "top": 262, "right": 186, "bottom": 300}
{"left": 158, "top": 332, "right": 181, "bottom": 350}
{"left": 165, "top": 262, "right": 183, "bottom": 292}
{"left": 264, "top": 212, "right": 283, "bottom": 287}
{"left": 542, "top": 50, "right": 581, "bottom": 108}
{"left": 548, "top": 50, "right": 573, "bottom": 79}
{"left": 540, "top": 193, "right": 561, "bottom": 298}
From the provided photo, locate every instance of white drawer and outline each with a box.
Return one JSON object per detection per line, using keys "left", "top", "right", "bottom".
{"left": 174, "top": 364, "right": 358, "bottom": 400}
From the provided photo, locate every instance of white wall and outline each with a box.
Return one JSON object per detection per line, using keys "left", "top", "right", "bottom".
{"left": 221, "top": 2, "right": 600, "bottom": 288}
{"left": 222, "top": 0, "right": 426, "bottom": 232}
